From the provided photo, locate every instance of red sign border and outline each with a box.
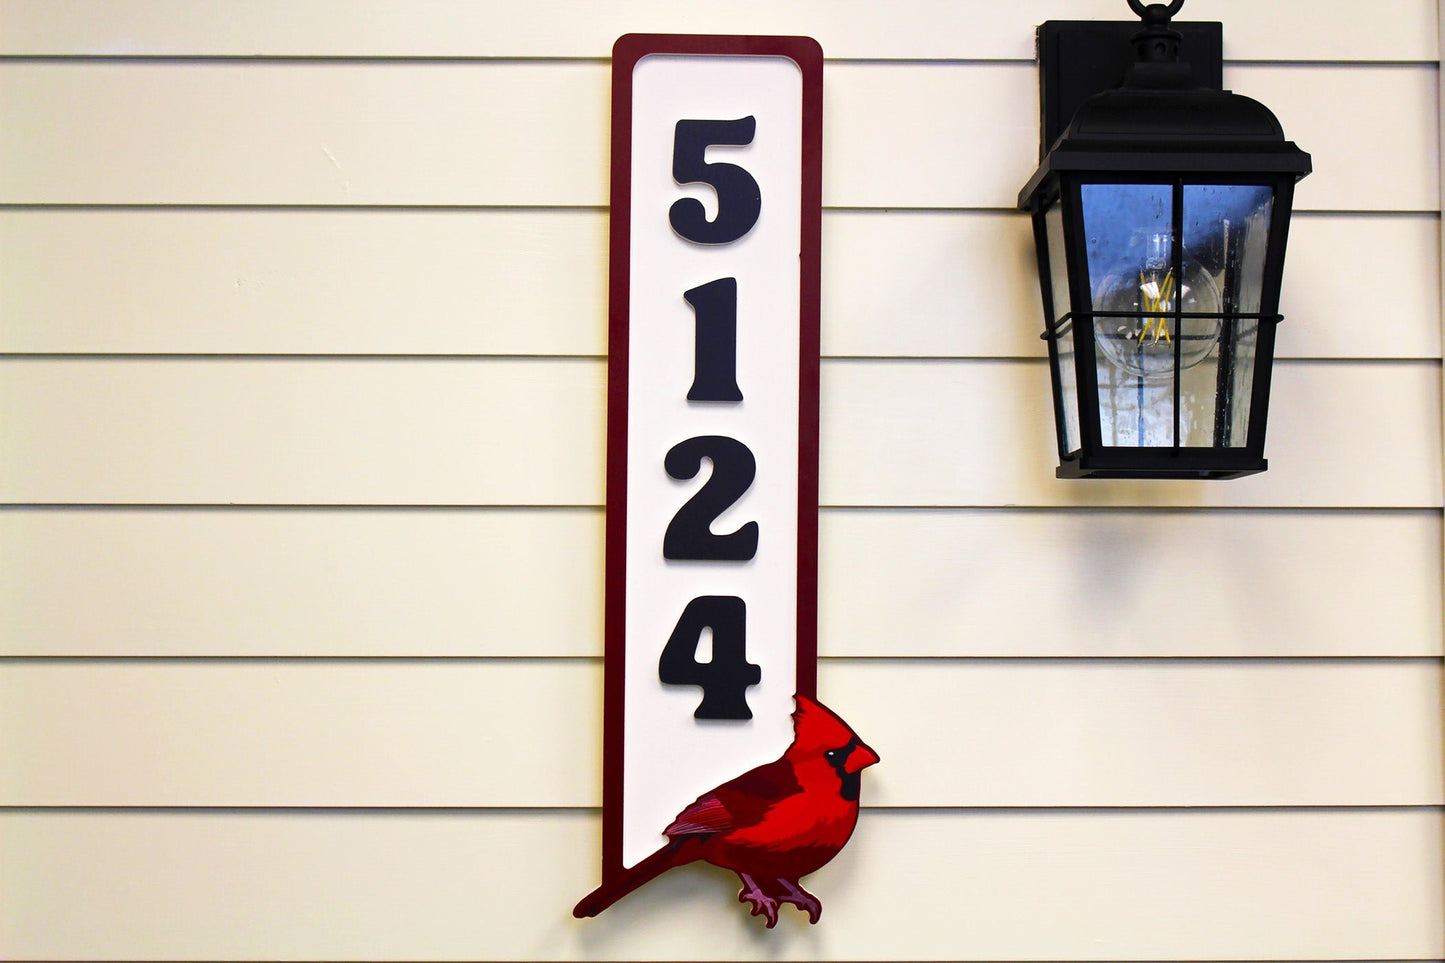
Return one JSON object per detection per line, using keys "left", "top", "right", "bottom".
{"left": 602, "top": 33, "right": 823, "bottom": 879}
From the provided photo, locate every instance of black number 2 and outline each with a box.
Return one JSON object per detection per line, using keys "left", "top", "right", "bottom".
{"left": 663, "top": 435, "right": 759, "bottom": 561}
{"left": 669, "top": 117, "right": 761, "bottom": 245}
{"left": 659, "top": 595, "right": 760, "bottom": 719}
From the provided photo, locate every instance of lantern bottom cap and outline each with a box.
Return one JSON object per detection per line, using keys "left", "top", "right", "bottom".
{"left": 1056, "top": 460, "right": 1266, "bottom": 480}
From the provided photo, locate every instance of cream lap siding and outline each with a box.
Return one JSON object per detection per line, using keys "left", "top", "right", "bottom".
{"left": 0, "top": 1, "right": 1441, "bottom": 960}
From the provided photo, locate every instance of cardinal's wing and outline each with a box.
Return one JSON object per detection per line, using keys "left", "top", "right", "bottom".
{"left": 664, "top": 756, "right": 803, "bottom": 840}
{"left": 663, "top": 792, "right": 733, "bottom": 839}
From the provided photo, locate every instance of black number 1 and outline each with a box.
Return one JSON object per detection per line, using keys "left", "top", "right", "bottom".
{"left": 682, "top": 278, "right": 742, "bottom": 402}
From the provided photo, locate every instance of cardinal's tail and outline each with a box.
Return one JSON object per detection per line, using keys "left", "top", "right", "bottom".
{"left": 572, "top": 840, "right": 694, "bottom": 918}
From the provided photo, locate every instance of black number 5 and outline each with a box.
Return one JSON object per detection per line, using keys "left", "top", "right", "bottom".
{"left": 669, "top": 117, "right": 761, "bottom": 245}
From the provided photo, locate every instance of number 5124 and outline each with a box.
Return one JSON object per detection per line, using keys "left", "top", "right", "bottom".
{"left": 659, "top": 115, "right": 766, "bottom": 721}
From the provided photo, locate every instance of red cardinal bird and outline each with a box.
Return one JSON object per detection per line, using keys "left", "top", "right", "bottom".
{"left": 573, "top": 694, "right": 879, "bottom": 927}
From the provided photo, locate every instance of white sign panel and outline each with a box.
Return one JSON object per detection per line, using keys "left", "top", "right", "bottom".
{"left": 601, "top": 34, "right": 823, "bottom": 876}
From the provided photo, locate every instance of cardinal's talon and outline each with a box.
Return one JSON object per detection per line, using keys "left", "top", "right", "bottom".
{"left": 792, "top": 899, "right": 821, "bottom": 925}
{"left": 739, "top": 892, "right": 779, "bottom": 928}
{"left": 776, "top": 878, "right": 822, "bottom": 924}
{"left": 737, "top": 874, "right": 780, "bottom": 927}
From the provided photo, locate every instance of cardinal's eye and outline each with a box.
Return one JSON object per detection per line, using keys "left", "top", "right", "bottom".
{"left": 825, "top": 738, "right": 856, "bottom": 766}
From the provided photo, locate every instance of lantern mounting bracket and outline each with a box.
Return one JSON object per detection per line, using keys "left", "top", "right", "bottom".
{"left": 1036, "top": 19, "right": 1222, "bottom": 160}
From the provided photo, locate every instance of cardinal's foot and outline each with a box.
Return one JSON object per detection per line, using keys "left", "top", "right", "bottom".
{"left": 776, "top": 878, "right": 822, "bottom": 924}
{"left": 736, "top": 873, "right": 780, "bottom": 928}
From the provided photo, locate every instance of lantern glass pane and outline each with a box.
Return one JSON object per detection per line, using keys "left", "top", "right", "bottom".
{"left": 1082, "top": 183, "right": 1276, "bottom": 451}
{"left": 1095, "top": 335, "right": 1175, "bottom": 447}
{"left": 1223, "top": 317, "right": 1260, "bottom": 447}
{"left": 1183, "top": 184, "right": 1274, "bottom": 314}
{"left": 1093, "top": 317, "right": 1247, "bottom": 449}
{"left": 1081, "top": 184, "right": 1215, "bottom": 385}
{"left": 1044, "top": 201, "right": 1071, "bottom": 323}
{"left": 1083, "top": 184, "right": 1174, "bottom": 448}
{"left": 1055, "top": 319, "right": 1081, "bottom": 455}
{"left": 1081, "top": 183, "right": 1171, "bottom": 303}
{"left": 1183, "top": 185, "right": 1274, "bottom": 448}
{"left": 1176, "top": 316, "right": 1223, "bottom": 446}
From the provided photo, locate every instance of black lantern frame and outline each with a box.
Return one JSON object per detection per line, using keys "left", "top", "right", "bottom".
{"left": 1019, "top": 0, "right": 1311, "bottom": 479}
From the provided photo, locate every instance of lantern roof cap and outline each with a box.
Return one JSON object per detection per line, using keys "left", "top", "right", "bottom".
{"left": 1019, "top": 28, "right": 1311, "bottom": 210}
{"left": 1064, "top": 58, "right": 1308, "bottom": 150}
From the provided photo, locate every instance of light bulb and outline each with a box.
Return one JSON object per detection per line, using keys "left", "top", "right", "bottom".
{"left": 1093, "top": 233, "right": 1222, "bottom": 384}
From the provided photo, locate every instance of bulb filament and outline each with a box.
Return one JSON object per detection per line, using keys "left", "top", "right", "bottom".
{"left": 1137, "top": 270, "right": 1175, "bottom": 345}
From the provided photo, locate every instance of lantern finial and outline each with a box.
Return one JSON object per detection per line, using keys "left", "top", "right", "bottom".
{"left": 1127, "top": 0, "right": 1185, "bottom": 65}
{"left": 1127, "top": 0, "right": 1185, "bottom": 21}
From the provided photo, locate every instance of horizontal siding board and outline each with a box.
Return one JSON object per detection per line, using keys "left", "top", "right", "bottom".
{"left": 1, "top": 809, "right": 1438, "bottom": 960}
{"left": 0, "top": 357, "right": 609, "bottom": 507}
{"left": 0, "top": 61, "right": 613, "bottom": 207}
{"left": 0, "top": 661, "right": 604, "bottom": 808}
{"left": 819, "top": 359, "right": 1442, "bottom": 509}
{"left": 3, "top": 661, "right": 1439, "bottom": 807}
{"left": 0, "top": 508, "right": 608, "bottom": 657}
{"left": 1275, "top": 213, "right": 1442, "bottom": 360}
{"left": 0, "top": 208, "right": 614, "bottom": 357}
{"left": 1234, "top": 63, "right": 1442, "bottom": 213}
{"left": 2, "top": 358, "right": 1436, "bottom": 508}
{"left": 1, "top": 62, "right": 1433, "bottom": 211}
{"left": 827, "top": 210, "right": 1442, "bottom": 361}
{"left": 828, "top": 63, "right": 1438, "bottom": 213}
{"left": 819, "top": 509, "right": 1444, "bottom": 657}
{"left": 3, "top": 210, "right": 1434, "bottom": 360}
{"left": 0, "top": 0, "right": 1435, "bottom": 61}
{"left": 3, "top": 508, "right": 1439, "bottom": 658}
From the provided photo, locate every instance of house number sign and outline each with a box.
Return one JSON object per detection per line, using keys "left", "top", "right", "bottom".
{"left": 600, "top": 34, "right": 823, "bottom": 877}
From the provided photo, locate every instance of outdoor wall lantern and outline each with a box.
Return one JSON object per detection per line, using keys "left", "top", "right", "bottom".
{"left": 1018, "top": 0, "right": 1311, "bottom": 478}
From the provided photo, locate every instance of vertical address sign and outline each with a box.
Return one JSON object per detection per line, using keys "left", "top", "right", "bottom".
{"left": 601, "top": 34, "right": 823, "bottom": 878}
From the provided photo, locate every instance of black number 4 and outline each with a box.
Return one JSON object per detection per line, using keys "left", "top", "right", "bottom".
{"left": 669, "top": 117, "right": 761, "bottom": 245}
{"left": 659, "top": 595, "right": 760, "bottom": 719}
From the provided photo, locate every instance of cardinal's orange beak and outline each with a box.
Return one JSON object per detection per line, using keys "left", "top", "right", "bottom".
{"left": 845, "top": 740, "right": 880, "bottom": 773}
